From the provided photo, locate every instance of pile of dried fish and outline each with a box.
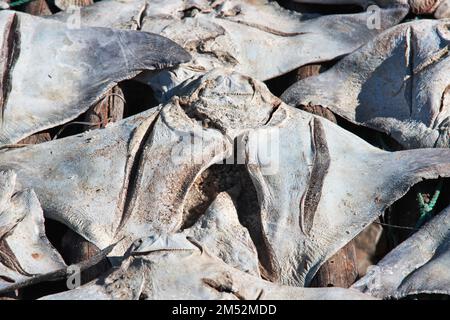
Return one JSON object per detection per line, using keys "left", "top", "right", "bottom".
{"left": 0, "top": 0, "right": 449, "bottom": 300}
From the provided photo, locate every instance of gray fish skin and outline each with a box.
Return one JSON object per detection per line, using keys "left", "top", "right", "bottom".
{"left": 49, "top": 0, "right": 147, "bottom": 29}
{"left": 0, "top": 10, "right": 190, "bottom": 146}
{"left": 183, "top": 191, "right": 261, "bottom": 277}
{"left": 142, "top": 0, "right": 408, "bottom": 101}
{"left": 282, "top": 19, "right": 450, "bottom": 150}
{"left": 174, "top": 69, "right": 450, "bottom": 287}
{"left": 46, "top": 0, "right": 409, "bottom": 102}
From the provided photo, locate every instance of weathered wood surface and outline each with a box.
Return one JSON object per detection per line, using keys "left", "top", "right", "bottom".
{"left": 83, "top": 86, "right": 125, "bottom": 131}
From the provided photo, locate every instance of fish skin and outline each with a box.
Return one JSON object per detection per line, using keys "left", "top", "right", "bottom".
{"left": 0, "top": 10, "right": 190, "bottom": 146}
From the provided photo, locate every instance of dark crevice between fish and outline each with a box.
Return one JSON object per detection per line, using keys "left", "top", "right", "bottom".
{"left": 48, "top": 112, "right": 93, "bottom": 140}
{"left": 334, "top": 113, "right": 404, "bottom": 151}
{"left": 50, "top": 80, "right": 158, "bottom": 140}
{"left": 401, "top": 11, "right": 436, "bottom": 23}
{"left": 61, "top": 229, "right": 111, "bottom": 285}
{"left": 16, "top": 218, "right": 69, "bottom": 300}
{"left": 139, "top": 292, "right": 149, "bottom": 300}
{"left": 180, "top": 133, "right": 256, "bottom": 231}
{"left": 352, "top": 220, "right": 390, "bottom": 280}
{"left": 42, "top": 218, "right": 68, "bottom": 263}
{"left": 11, "top": 218, "right": 112, "bottom": 299}
{"left": 276, "top": 0, "right": 364, "bottom": 14}
{"left": 181, "top": 165, "right": 226, "bottom": 230}
{"left": 41, "top": 0, "right": 61, "bottom": 14}
{"left": 181, "top": 4, "right": 207, "bottom": 18}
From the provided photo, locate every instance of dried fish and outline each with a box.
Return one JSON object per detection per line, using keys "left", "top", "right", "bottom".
{"left": 0, "top": 170, "right": 66, "bottom": 292}
{"left": 352, "top": 204, "right": 450, "bottom": 299}
{"left": 184, "top": 191, "right": 261, "bottom": 277}
{"left": 40, "top": 234, "right": 375, "bottom": 300}
{"left": 49, "top": 0, "right": 409, "bottom": 101}
{"left": 0, "top": 10, "right": 190, "bottom": 146}
{"left": 0, "top": 105, "right": 231, "bottom": 256}
{"left": 282, "top": 19, "right": 450, "bottom": 149}
{"left": 2, "top": 69, "right": 450, "bottom": 291}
